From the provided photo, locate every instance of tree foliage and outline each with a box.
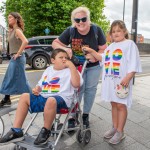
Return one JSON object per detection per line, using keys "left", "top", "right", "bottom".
{"left": 1, "top": 0, "right": 110, "bottom": 37}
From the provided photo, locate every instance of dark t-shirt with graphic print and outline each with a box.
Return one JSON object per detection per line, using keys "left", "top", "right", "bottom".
{"left": 58, "top": 24, "right": 106, "bottom": 67}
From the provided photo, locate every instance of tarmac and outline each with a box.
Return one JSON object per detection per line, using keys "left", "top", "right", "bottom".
{"left": 0, "top": 75, "right": 150, "bottom": 150}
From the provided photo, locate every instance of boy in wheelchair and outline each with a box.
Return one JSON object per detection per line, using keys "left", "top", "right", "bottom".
{"left": 0, "top": 48, "right": 83, "bottom": 146}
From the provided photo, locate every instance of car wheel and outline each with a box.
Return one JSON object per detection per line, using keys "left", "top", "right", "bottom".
{"left": 0, "top": 57, "right": 2, "bottom": 64}
{"left": 32, "top": 55, "right": 47, "bottom": 70}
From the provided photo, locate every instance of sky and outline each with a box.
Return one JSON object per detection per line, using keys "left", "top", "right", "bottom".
{"left": 104, "top": 0, "right": 150, "bottom": 39}
{"left": 0, "top": 0, "right": 150, "bottom": 39}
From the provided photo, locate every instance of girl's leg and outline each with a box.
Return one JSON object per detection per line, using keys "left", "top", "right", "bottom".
{"left": 111, "top": 102, "right": 118, "bottom": 129}
{"left": 43, "top": 97, "right": 57, "bottom": 130}
{"left": 13, "top": 93, "right": 30, "bottom": 128}
{"left": 116, "top": 103, "right": 127, "bottom": 132}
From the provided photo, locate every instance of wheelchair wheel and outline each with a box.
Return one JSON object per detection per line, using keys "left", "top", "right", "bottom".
{"left": 83, "top": 129, "right": 91, "bottom": 145}
{"left": 76, "top": 129, "right": 82, "bottom": 143}
{"left": 0, "top": 116, "right": 4, "bottom": 138}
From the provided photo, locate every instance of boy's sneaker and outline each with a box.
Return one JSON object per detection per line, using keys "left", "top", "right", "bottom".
{"left": 82, "top": 114, "right": 90, "bottom": 128}
{"left": 109, "top": 131, "right": 126, "bottom": 145}
{"left": 104, "top": 127, "right": 117, "bottom": 139}
{"left": 0, "top": 98, "right": 11, "bottom": 107}
{"left": 0, "top": 128, "right": 24, "bottom": 145}
{"left": 34, "top": 127, "right": 50, "bottom": 146}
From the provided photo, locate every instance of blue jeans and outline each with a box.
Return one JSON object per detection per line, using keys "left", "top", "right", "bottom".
{"left": 79, "top": 65, "right": 101, "bottom": 114}
{"left": 0, "top": 53, "right": 31, "bottom": 95}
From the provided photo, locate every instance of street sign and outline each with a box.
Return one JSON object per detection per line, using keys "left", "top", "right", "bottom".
{"left": 44, "top": 28, "right": 50, "bottom": 35}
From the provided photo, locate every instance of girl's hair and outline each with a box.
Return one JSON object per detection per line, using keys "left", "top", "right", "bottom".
{"left": 109, "top": 20, "right": 129, "bottom": 39}
{"left": 51, "top": 48, "right": 69, "bottom": 59}
{"left": 71, "top": 6, "right": 91, "bottom": 26}
{"left": 9, "top": 12, "right": 24, "bottom": 31}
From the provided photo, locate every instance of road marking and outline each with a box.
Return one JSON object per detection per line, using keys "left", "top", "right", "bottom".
{"left": 0, "top": 64, "right": 44, "bottom": 75}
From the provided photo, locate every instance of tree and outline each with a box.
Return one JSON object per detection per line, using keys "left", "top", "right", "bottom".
{"left": 1, "top": 0, "right": 109, "bottom": 37}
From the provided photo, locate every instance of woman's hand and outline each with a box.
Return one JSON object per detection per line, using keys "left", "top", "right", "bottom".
{"left": 65, "top": 48, "right": 72, "bottom": 59}
{"left": 13, "top": 53, "right": 20, "bottom": 60}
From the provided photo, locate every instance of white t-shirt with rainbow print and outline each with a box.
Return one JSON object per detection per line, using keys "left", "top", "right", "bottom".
{"left": 101, "top": 39, "right": 142, "bottom": 107}
{"left": 37, "top": 66, "right": 83, "bottom": 107}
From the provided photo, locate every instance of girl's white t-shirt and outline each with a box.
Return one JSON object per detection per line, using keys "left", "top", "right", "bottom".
{"left": 37, "top": 66, "right": 83, "bottom": 107}
{"left": 101, "top": 40, "right": 142, "bottom": 107}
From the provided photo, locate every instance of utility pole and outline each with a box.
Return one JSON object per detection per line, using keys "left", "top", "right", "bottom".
{"left": 123, "top": 0, "right": 125, "bottom": 21}
{"left": 131, "top": 0, "right": 139, "bottom": 84}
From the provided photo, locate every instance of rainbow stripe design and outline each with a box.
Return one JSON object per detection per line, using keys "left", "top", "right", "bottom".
{"left": 105, "top": 62, "right": 110, "bottom": 74}
{"left": 51, "top": 85, "right": 60, "bottom": 93}
{"left": 41, "top": 76, "right": 60, "bottom": 93}
{"left": 105, "top": 50, "right": 110, "bottom": 61}
{"left": 113, "top": 49, "right": 122, "bottom": 61}
{"left": 42, "top": 76, "right": 48, "bottom": 85}
{"left": 112, "top": 62, "right": 120, "bottom": 75}
{"left": 50, "top": 77, "right": 60, "bottom": 84}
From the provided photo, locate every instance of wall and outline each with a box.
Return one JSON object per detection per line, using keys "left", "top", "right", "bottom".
{"left": 137, "top": 43, "right": 150, "bottom": 55}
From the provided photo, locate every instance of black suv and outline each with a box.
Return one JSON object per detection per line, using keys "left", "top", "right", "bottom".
{"left": 25, "top": 35, "right": 58, "bottom": 69}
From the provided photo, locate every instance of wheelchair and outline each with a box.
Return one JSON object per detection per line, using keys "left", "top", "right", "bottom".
{"left": 0, "top": 60, "right": 91, "bottom": 150}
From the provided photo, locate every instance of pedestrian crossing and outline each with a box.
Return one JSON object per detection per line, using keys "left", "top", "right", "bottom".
{"left": 0, "top": 63, "right": 44, "bottom": 75}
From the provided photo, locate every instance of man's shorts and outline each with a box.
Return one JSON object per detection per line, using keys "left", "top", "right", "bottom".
{"left": 29, "top": 94, "right": 68, "bottom": 113}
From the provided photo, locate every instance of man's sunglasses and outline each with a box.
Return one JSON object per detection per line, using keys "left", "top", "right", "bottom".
{"left": 74, "top": 17, "right": 87, "bottom": 23}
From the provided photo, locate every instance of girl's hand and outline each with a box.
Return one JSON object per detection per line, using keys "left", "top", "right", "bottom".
{"left": 82, "top": 46, "right": 93, "bottom": 54}
{"left": 120, "top": 72, "right": 136, "bottom": 87}
{"left": 120, "top": 77, "right": 130, "bottom": 87}
{"left": 85, "top": 53, "right": 97, "bottom": 62}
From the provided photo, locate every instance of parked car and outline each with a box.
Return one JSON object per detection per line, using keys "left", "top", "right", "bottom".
{"left": 25, "top": 35, "right": 58, "bottom": 70}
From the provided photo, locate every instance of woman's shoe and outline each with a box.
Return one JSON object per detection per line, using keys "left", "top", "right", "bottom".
{"left": 0, "top": 98, "right": 11, "bottom": 107}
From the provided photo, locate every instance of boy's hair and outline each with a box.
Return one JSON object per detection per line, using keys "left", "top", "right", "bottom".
{"left": 51, "top": 48, "right": 69, "bottom": 59}
{"left": 109, "top": 20, "right": 129, "bottom": 39}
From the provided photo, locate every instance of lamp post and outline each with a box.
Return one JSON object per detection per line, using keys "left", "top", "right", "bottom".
{"left": 123, "top": 0, "right": 125, "bottom": 21}
{"left": 131, "top": 0, "right": 139, "bottom": 84}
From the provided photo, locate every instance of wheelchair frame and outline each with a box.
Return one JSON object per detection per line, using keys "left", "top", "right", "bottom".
{"left": 0, "top": 60, "right": 91, "bottom": 150}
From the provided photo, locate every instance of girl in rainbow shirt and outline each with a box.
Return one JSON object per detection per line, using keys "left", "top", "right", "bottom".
{"left": 82, "top": 20, "right": 142, "bottom": 145}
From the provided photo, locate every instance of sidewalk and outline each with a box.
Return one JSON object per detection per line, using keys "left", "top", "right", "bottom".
{"left": 1, "top": 75, "right": 150, "bottom": 150}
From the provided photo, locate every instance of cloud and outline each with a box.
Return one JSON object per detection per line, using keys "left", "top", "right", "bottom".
{"left": 104, "top": 0, "right": 150, "bottom": 38}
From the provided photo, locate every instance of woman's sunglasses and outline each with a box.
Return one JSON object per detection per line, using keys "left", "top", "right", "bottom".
{"left": 74, "top": 17, "right": 87, "bottom": 23}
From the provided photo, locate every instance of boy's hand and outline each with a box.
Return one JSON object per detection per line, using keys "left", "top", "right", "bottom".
{"left": 64, "top": 59, "right": 74, "bottom": 68}
{"left": 32, "top": 86, "right": 42, "bottom": 96}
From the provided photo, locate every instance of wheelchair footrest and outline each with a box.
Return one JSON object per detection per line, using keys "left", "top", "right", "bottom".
{"left": 0, "top": 103, "right": 17, "bottom": 116}
{"left": 15, "top": 135, "right": 52, "bottom": 150}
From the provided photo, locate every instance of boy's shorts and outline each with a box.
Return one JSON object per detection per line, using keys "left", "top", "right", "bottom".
{"left": 29, "top": 94, "right": 68, "bottom": 113}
